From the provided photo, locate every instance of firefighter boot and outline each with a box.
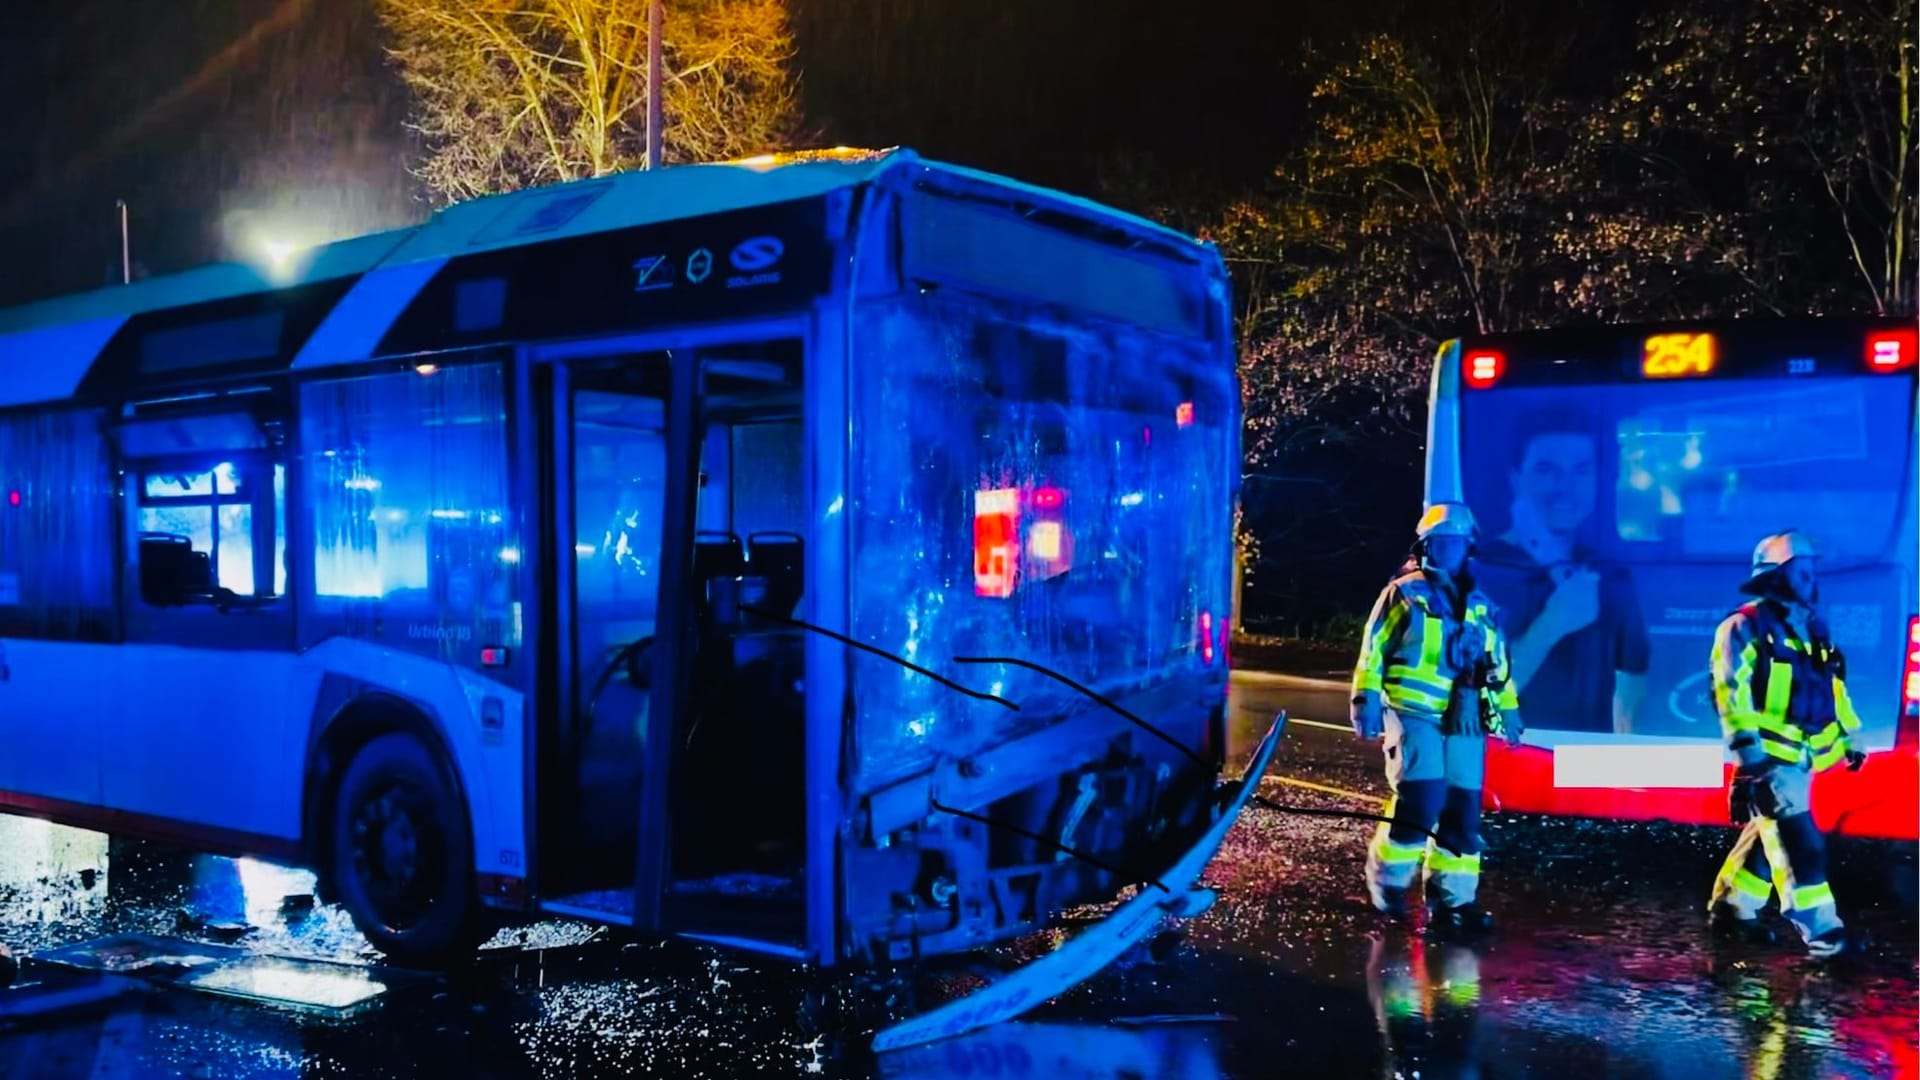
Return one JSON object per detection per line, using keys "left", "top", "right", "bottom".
{"left": 1372, "top": 884, "right": 1412, "bottom": 922}
{"left": 1708, "top": 902, "right": 1777, "bottom": 946}
{"left": 1428, "top": 902, "right": 1494, "bottom": 938}
{"left": 1805, "top": 928, "right": 1850, "bottom": 959}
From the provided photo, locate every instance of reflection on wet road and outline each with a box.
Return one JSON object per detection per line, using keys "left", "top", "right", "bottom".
{"left": 0, "top": 671, "right": 1912, "bottom": 1078}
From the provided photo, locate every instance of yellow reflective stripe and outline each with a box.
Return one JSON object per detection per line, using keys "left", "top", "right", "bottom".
{"left": 1835, "top": 680, "right": 1864, "bottom": 734}
{"left": 1758, "top": 821, "right": 1793, "bottom": 901}
{"left": 1807, "top": 724, "right": 1841, "bottom": 750}
{"left": 1354, "top": 600, "right": 1407, "bottom": 693}
{"left": 1761, "top": 739, "right": 1803, "bottom": 764}
{"left": 1764, "top": 660, "right": 1793, "bottom": 715}
{"left": 1372, "top": 830, "right": 1426, "bottom": 865}
{"left": 1386, "top": 686, "right": 1449, "bottom": 714}
{"left": 1445, "top": 978, "right": 1482, "bottom": 1008}
{"left": 1728, "top": 711, "right": 1805, "bottom": 742}
{"left": 1426, "top": 848, "right": 1481, "bottom": 874}
{"left": 1731, "top": 868, "right": 1772, "bottom": 902}
{"left": 1419, "top": 615, "right": 1442, "bottom": 671}
{"left": 1791, "top": 882, "right": 1835, "bottom": 910}
{"left": 1494, "top": 681, "right": 1519, "bottom": 711}
{"left": 1812, "top": 741, "right": 1846, "bottom": 772}
{"left": 1385, "top": 667, "right": 1452, "bottom": 699}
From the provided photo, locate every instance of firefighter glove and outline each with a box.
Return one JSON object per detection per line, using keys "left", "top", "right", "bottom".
{"left": 1728, "top": 776, "right": 1755, "bottom": 825}
{"left": 1499, "top": 708, "right": 1525, "bottom": 750}
{"left": 1844, "top": 747, "right": 1867, "bottom": 772}
{"left": 1351, "top": 692, "right": 1384, "bottom": 741}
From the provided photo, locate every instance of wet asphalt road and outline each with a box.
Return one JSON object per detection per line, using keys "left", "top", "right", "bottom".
{"left": 0, "top": 670, "right": 1914, "bottom": 1079}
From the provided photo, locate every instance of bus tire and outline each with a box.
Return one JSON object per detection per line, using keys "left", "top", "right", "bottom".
{"left": 328, "top": 732, "right": 485, "bottom": 967}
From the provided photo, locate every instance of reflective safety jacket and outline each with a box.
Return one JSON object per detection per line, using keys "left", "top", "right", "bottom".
{"left": 1353, "top": 568, "right": 1521, "bottom": 728}
{"left": 1711, "top": 601, "right": 1863, "bottom": 772}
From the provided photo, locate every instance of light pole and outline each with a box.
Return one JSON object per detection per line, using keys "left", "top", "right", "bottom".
{"left": 116, "top": 199, "right": 130, "bottom": 284}
{"left": 645, "top": 0, "right": 663, "bottom": 169}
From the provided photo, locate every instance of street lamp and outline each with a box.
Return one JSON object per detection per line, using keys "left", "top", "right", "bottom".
{"left": 261, "top": 239, "right": 297, "bottom": 274}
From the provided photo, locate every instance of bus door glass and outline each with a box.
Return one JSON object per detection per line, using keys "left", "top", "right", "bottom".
{"left": 544, "top": 338, "right": 811, "bottom": 947}
{"left": 664, "top": 341, "right": 808, "bottom": 942}
{"left": 549, "top": 351, "right": 673, "bottom": 899}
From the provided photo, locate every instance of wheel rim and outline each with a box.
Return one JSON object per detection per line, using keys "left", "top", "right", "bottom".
{"left": 347, "top": 778, "right": 446, "bottom": 933}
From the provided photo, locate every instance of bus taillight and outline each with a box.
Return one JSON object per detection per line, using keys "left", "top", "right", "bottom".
{"left": 1464, "top": 350, "right": 1504, "bottom": 388}
{"left": 1903, "top": 616, "right": 1920, "bottom": 718}
{"left": 1199, "top": 610, "right": 1216, "bottom": 665}
{"left": 1867, "top": 329, "right": 1917, "bottom": 371}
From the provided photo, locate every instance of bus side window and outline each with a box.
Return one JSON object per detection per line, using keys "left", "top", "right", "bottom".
{"left": 132, "top": 458, "right": 286, "bottom": 608}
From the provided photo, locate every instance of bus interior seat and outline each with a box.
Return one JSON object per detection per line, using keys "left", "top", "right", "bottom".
{"left": 745, "top": 531, "right": 804, "bottom": 620}
{"left": 692, "top": 532, "right": 746, "bottom": 631}
{"left": 138, "top": 532, "right": 213, "bottom": 605}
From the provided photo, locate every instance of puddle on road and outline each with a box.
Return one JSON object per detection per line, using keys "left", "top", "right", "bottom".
{"left": 180, "top": 957, "right": 387, "bottom": 1014}
{"left": 2, "top": 812, "right": 1914, "bottom": 1078}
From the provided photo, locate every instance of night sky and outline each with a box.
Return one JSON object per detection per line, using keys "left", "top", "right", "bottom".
{"left": 0, "top": 0, "right": 1656, "bottom": 308}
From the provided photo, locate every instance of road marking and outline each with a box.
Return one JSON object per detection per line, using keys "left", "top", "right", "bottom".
{"left": 1263, "top": 774, "right": 1387, "bottom": 806}
{"left": 1286, "top": 716, "right": 1351, "bottom": 734}
{"left": 1231, "top": 670, "right": 1348, "bottom": 691}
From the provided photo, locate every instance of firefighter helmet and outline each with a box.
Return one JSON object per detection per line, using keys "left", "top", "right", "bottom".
{"left": 1415, "top": 502, "right": 1478, "bottom": 542}
{"left": 1749, "top": 530, "right": 1816, "bottom": 579}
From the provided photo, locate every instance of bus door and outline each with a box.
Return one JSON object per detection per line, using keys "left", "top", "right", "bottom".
{"left": 534, "top": 330, "right": 811, "bottom": 952}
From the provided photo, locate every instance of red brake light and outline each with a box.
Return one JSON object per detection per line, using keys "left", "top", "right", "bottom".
{"left": 5, "top": 491, "right": 17, "bottom": 507}
{"left": 1199, "top": 611, "right": 1216, "bottom": 665}
{"left": 1464, "top": 350, "right": 1504, "bottom": 388}
{"left": 1903, "top": 617, "right": 1920, "bottom": 716}
{"left": 1867, "top": 329, "right": 1917, "bottom": 371}
{"left": 974, "top": 488, "right": 1019, "bottom": 598}
{"left": 1176, "top": 402, "right": 1195, "bottom": 428}
{"left": 1032, "top": 486, "right": 1064, "bottom": 509}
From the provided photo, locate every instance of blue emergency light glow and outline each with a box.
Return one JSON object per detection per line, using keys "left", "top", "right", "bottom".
{"left": 1641, "top": 332, "right": 1716, "bottom": 378}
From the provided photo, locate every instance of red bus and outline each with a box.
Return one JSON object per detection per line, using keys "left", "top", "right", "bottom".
{"left": 1424, "top": 319, "right": 1917, "bottom": 840}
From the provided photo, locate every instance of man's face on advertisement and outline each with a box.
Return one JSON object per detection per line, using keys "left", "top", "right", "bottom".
{"left": 1512, "top": 432, "right": 1596, "bottom": 534}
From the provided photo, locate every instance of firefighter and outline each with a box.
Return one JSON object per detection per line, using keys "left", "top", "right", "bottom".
{"left": 1706, "top": 531, "right": 1865, "bottom": 958}
{"left": 1352, "top": 502, "right": 1524, "bottom": 934}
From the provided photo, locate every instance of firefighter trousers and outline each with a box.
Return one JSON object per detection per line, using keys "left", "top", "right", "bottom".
{"left": 1709, "top": 762, "right": 1843, "bottom": 943}
{"left": 1365, "top": 711, "right": 1485, "bottom": 910}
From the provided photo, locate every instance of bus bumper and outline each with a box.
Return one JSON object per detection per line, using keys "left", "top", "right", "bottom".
{"left": 871, "top": 711, "right": 1287, "bottom": 1053}
{"left": 1483, "top": 741, "right": 1918, "bottom": 841}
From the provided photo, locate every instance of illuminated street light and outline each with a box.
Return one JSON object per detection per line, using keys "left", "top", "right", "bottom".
{"left": 261, "top": 239, "right": 297, "bottom": 272}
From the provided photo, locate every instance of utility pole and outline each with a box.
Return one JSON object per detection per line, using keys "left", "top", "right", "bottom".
{"left": 116, "top": 200, "right": 130, "bottom": 284}
{"left": 646, "top": 0, "right": 663, "bottom": 169}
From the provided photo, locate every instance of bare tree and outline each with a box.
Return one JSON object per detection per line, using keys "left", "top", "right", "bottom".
{"left": 375, "top": 0, "right": 804, "bottom": 204}
{"left": 1593, "top": 0, "right": 1918, "bottom": 316}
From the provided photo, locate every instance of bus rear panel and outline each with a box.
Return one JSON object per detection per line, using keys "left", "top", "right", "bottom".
{"left": 1429, "top": 320, "right": 1918, "bottom": 838}
{"left": 838, "top": 179, "right": 1239, "bottom": 961}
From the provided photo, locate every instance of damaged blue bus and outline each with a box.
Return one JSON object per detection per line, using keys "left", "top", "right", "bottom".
{"left": 0, "top": 148, "right": 1268, "bottom": 1036}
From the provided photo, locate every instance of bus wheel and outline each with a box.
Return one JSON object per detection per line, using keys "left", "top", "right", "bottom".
{"left": 329, "top": 732, "right": 484, "bottom": 967}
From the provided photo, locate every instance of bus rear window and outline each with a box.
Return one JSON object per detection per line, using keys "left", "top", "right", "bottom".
{"left": 1461, "top": 376, "right": 1912, "bottom": 564}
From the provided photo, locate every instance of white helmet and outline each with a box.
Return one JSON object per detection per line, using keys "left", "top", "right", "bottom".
{"left": 1749, "top": 530, "right": 1816, "bottom": 578}
{"left": 1415, "top": 502, "right": 1478, "bottom": 542}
